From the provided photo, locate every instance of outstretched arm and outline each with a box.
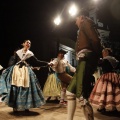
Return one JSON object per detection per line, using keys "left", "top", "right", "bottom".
{"left": 28, "top": 56, "right": 49, "bottom": 67}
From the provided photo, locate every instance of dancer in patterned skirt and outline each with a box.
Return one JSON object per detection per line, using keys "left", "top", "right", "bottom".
{"left": 89, "top": 48, "right": 120, "bottom": 112}
{"left": 0, "top": 40, "right": 47, "bottom": 112}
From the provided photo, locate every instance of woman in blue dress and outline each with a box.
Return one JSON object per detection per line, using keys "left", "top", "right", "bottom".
{"left": 0, "top": 40, "right": 47, "bottom": 112}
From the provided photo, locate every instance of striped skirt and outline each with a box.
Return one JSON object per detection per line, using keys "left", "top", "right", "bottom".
{"left": 89, "top": 72, "right": 120, "bottom": 111}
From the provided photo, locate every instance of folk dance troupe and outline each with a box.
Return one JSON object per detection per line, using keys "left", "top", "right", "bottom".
{"left": 0, "top": 13, "right": 120, "bottom": 120}
{"left": 0, "top": 40, "right": 47, "bottom": 112}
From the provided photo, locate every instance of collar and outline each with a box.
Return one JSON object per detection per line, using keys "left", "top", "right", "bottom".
{"left": 16, "top": 48, "right": 34, "bottom": 61}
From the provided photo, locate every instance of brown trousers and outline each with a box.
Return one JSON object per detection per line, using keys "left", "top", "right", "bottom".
{"left": 58, "top": 72, "right": 73, "bottom": 88}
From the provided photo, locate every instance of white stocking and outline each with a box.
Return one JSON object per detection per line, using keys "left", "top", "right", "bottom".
{"left": 66, "top": 91, "right": 76, "bottom": 120}
{"left": 60, "top": 88, "right": 66, "bottom": 102}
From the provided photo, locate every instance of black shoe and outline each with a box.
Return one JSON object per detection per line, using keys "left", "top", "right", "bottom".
{"left": 97, "top": 108, "right": 106, "bottom": 113}
{"left": 46, "top": 97, "right": 51, "bottom": 102}
{"left": 25, "top": 109, "right": 29, "bottom": 112}
{"left": 13, "top": 108, "right": 18, "bottom": 113}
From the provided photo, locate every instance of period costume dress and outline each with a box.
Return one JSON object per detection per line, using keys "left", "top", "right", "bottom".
{"left": 0, "top": 48, "right": 46, "bottom": 111}
{"left": 43, "top": 69, "right": 62, "bottom": 98}
{"left": 50, "top": 57, "right": 76, "bottom": 104}
{"left": 50, "top": 57, "right": 76, "bottom": 86}
{"left": 89, "top": 56, "right": 120, "bottom": 111}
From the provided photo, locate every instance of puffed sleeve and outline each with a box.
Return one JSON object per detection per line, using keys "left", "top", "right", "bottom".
{"left": 67, "top": 63, "right": 76, "bottom": 73}
{"left": 48, "top": 58, "right": 59, "bottom": 71}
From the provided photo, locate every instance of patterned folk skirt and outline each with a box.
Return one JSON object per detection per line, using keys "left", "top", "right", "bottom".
{"left": 0, "top": 65, "right": 45, "bottom": 111}
{"left": 89, "top": 72, "right": 120, "bottom": 111}
{"left": 43, "top": 73, "right": 62, "bottom": 97}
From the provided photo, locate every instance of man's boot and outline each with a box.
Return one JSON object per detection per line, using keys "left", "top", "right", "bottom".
{"left": 82, "top": 102, "right": 94, "bottom": 120}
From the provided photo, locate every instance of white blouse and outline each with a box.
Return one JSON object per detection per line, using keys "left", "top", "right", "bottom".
{"left": 50, "top": 58, "right": 76, "bottom": 73}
